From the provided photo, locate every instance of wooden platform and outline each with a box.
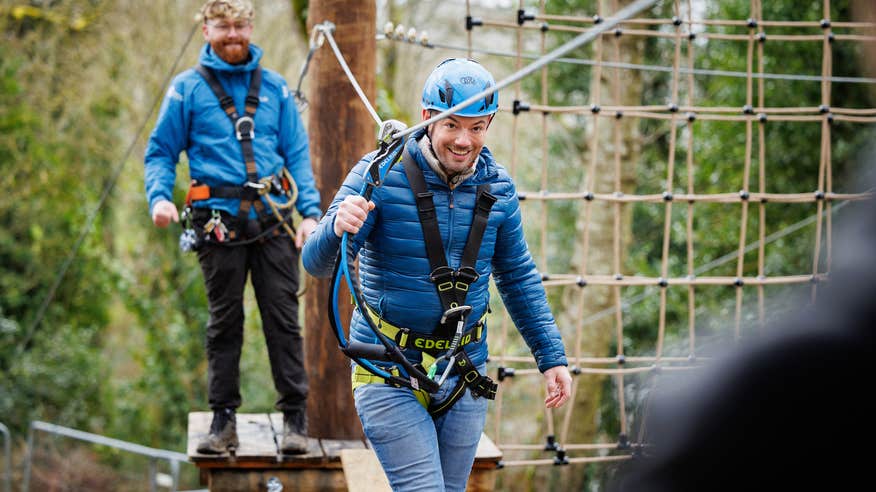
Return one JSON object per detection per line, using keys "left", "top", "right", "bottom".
{"left": 188, "top": 412, "right": 502, "bottom": 491}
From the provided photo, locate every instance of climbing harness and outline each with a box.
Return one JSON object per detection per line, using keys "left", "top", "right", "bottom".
{"left": 178, "top": 64, "right": 300, "bottom": 250}
{"left": 306, "top": 23, "right": 440, "bottom": 393}
{"left": 397, "top": 149, "right": 498, "bottom": 414}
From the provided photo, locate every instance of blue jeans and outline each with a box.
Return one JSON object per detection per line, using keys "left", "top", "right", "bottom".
{"left": 353, "top": 364, "right": 489, "bottom": 492}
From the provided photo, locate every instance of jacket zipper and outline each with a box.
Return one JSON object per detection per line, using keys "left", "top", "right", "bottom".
{"left": 446, "top": 189, "right": 455, "bottom": 252}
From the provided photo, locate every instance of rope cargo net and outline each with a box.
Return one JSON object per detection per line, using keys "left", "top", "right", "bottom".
{"left": 462, "top": 0, "right": 873, "bottom": 468}
{"left": 323, "top": 0, "right": 876, "bottom": 470}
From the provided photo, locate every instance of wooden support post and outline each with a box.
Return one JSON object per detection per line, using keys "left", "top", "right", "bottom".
{"left": 304, "top": 0, "right": 377, "bottom": 441}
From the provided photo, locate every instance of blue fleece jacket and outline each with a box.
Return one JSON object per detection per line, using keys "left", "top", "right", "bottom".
{"left": 144, "top": 43, "right": 320, "bottom": 219}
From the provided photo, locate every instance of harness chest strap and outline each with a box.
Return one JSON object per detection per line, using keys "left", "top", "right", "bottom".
{"left": 401, "top": 149, "right": 497, "bottom": 341}
{"left": 194, "top": 64, "right": 266, "bottom": 220}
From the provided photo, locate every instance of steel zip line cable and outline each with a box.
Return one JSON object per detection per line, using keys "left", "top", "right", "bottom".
{"left": 310, "top": 0, "right": 659, "bottom": 139}
{"left": 395, "top": 0, "right": 659, "bottom": 140}
{"left": 377, "top": 35, "right": 876, "bottom": 85}
{"left": 313, "top": 22, "right": 385, "bottom": 127}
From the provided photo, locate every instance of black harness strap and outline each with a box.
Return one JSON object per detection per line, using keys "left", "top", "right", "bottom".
{"left": 399, "top": 147, "right": 499, "bottom": 415}
{"left": 428, "top": 350, "right": 497, "bottom": 418}
{"left": 401, "top": 149, "right": 496, "bottom": 337}
{"left": 195, "top": 64, "right": 265, "bottom": 222}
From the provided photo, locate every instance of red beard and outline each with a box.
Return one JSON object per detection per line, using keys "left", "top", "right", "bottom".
{"left": 212, "top": 40, "right": 250, "bottom": 65}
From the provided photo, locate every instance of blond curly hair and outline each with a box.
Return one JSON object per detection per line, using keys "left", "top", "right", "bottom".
{"left": 199, "top": 0, "right": 254, "bottom": 22}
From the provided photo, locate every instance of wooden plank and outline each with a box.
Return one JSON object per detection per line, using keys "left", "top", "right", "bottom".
{"left": 268, "top": 413, "right": 327, "bottom": 464}
{"left": 190, "top": 413, "right": 500, "bottom": 490}
{"left": 238, "top": 413, "right": 280, "bottom": 457}
{"left": 472, "top": 432, "right": 503, "bottom": 467}
{"left": 340, "top": 449, "right": 392, "bottom": 492}
{"left": 187, "top": 411, "right": 212, "bottom": 458}
{"left": 189, "top": 412, "right": 329, "bottom": 467}
{"left": 189, "top": 412, "right": 277, "bottom": 463}
{"left": 321, "top": 439, "right": 366, "bottom": 460}
{"left": 467, "top": 468, "right": 498, "bottom": 492}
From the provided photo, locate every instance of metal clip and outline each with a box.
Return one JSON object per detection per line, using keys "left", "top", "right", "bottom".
{"left": 235, "top": 116, "right": 255, "bottom": 140}
{"left": 378, "top": 119, "right": 408, "bottom": 146}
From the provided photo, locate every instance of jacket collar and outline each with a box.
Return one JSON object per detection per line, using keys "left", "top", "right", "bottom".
{"left": 407, "top": 128, "right": 497, "bottom": 188}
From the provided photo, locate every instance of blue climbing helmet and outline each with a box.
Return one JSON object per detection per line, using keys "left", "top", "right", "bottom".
{"left": 421, "top": 58, "right": 498, "bottom": 117}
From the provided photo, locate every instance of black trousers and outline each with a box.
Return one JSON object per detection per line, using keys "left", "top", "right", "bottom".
{"left": 197, "top": 236, "right": 308, "bottom": 413}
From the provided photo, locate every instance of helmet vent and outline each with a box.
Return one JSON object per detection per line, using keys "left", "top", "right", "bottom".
{"left": 442, "top": 80, "right": 454, "bottom": 107}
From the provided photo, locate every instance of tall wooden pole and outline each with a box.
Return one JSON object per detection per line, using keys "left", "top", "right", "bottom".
{"left": 304, "top": 0, "right": 376, "bottom": 440}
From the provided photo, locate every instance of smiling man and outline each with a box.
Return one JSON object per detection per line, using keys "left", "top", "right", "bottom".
{"left": 303, "top": 58, "right": 572, "bottom": 491}
{"left": 144, "top": 0, "right": 321, "bottom": 456}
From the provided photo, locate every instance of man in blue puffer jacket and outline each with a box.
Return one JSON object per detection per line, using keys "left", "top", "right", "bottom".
{"left": 303, "top": 58, "right": 572, "bottom": 491}
{"left": 144, "top": 0, "right": 320, "bottom": 455}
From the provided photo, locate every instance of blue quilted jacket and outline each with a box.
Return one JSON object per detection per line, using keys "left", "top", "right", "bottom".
{"left": 144, "top": 43, "right": 321, "bottom": 220}
{"left": 303, "top": 130, "right": 567, "bottom": 373}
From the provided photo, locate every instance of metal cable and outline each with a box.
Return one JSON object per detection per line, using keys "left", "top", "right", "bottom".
{"left": 394, "top": 0, "right": 660, "bottom": 140}
{"left": 377, "top": 35, "right": 876, "bottom": 85}
{"left": 316, "top": 0, "right": 659, "bottom": 142}
{"left": 313, "top": 22, "right": 384, "bottom": 126}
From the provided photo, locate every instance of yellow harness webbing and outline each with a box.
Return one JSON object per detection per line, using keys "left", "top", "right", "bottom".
{"left": 351, "top": 306, "right": 490, "bottom": 412}
{"left": 363, "top": 304, "right": 485, "bottom": 354}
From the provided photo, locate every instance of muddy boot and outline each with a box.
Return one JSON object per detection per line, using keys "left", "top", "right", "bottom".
{"left": 197, "top": 408, "right": 238, "bottom": 454}
{"left": 280, "top": 410, "right": 308, "bottom": 455}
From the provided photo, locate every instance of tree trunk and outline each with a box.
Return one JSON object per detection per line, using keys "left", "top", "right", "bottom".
{"left": 304, "top": 0, "right": 376, "bottom": 440}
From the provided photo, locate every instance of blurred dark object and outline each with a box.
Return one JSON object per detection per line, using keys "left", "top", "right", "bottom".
{"left": 611, "top": 165, "right": 876, "bottom": 491}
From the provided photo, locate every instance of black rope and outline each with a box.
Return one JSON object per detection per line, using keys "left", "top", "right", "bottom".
{"left": 18, "top": 20, "right": 201, "bottom": 354}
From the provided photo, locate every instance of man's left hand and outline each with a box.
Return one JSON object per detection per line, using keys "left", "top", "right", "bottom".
{"left": 296, "top": 217, "right": 318, "bottom": 249}
{"left": 543, "top": 365, "right": 573, "bottom": 409}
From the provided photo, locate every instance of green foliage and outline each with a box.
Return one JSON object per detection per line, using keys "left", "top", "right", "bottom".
{"left": 0, "top": 8, "right": 118, "bottom": 437}
{"left": 291, "top": 0, "right": 309, "bottom": 38}
{"left": 0, "top": 0, "right": 209, "bottom": 450}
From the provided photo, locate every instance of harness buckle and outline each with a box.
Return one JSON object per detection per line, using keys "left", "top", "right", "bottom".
{"left": 393, "top": 326, "right": 411, "bottom": 347}
{"left": 464, "top": 370, "right": 479, "bottom": 384}
{"left": 455, "top": 266, "right": 480, "bottom": 285}
{"left": 440, "top": 305, "right": 472, "bottom": 325}
{"left": 430, "top": 266, "right": 454, "bottom": 285}
{"left": 235, "top": 116, "right": 255, "bottom": 140}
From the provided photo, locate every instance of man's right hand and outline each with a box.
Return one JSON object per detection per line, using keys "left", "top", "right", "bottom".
{"left": 333, "top": 195, "right": 375, "bottom": 237}
{"left": 151, "top": 200, "right": 179, "bottom": 228}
